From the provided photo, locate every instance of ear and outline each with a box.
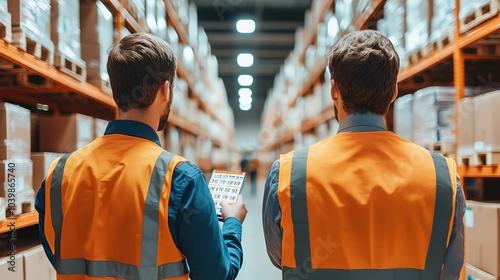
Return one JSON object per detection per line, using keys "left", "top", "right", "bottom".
{"left": 161, "top": 80, "right": 170, "bottom": 103}
{"left": 330, "top": 79, "right": 340, "bottom": 101}
{"left": 391, "top": 84, "right": 399, "bottom": 103}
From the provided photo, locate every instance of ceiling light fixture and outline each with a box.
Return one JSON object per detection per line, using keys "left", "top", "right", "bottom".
{"left": 239, "top": 103, "right": 252, "bottom": 111}
{"left": 239, "top": 95, "right": 253, "bottom": 105}
{"left": 238, "top": 88, "right": 252, "bottom": 98}
{"left": 236, "top": 19, "right": 255, "bottom": 33}
{"left": 238, "top": 75, "right": 253, "bottom": 86}
{"left": 237, "top": 53, "right": 254, "bottom": 67}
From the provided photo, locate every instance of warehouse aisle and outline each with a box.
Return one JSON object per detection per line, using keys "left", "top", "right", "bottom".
{"left": 236, "top": 180, "right": 281, "bottom": 280}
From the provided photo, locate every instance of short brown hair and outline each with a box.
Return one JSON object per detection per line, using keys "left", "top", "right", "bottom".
{"left": 107, "top": 32, "right": 176, "bottom": 112}
{"left": 328, "top": 30, "right": 400, "bottom": 115}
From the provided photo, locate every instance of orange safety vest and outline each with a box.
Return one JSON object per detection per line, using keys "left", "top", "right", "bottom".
{"left": 278, "top": 132, "right": 457, "bottom": 279}
{"left": 43, "top": 134, "right": 189, "bottom": 280}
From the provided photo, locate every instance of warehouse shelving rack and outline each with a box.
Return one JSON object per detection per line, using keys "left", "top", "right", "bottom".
{"left": 0, "top": 1, "right": 234, "bottom": 234}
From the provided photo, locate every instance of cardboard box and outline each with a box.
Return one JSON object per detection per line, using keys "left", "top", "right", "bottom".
{"left": 39, "top": 114, "right": 93, "bottom": 153}
{"left": 31, "top": 152, "right": 64, "bottom": 194}
{"left": 0, "top": 159, "right": 33, "bottom": 197}
{"left": 0, "top": 103, "right": 31, "bottom": 160}
{"left": 466, "top": 200, "right": 500, "bottom": 276}
{"left": 23, "top": 245, "right": 56, "bottom": 280}
{"left": 474, "top": 91, "right": 500, "bottom": 152}
{"left": 0, "top": 252, "right": 24, "bottom": 280}
{"left": 80, "top": 1, "right": 113, "bottom": 82}
{"left": 467, "top": 263, "right": 500, "bottom": 280}
{"left": 51, "top": 0, "right": 84, "bottom": 65}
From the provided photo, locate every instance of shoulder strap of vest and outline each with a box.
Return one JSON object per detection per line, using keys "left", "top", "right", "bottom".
{"left": 49, "top": 151, "right": 188, "bottom": 278}
{"left": 285, "top": 149, "right": 454, "bottom": 278}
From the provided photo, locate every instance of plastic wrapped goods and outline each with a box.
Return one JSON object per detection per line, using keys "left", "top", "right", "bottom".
{"left": 431, "top": 0, "right": 455, "bottom": 41}
{"left": 8, "top": 0, "right": 53, "bottom": 50}
{"left": 155, "top": 0, "right": 167, "bottom": 39}
{"left": 412, "top": 87, "right": 455, "bottom": 146}
{"left": 394, "top": 94, "right": 414, "bottom": 141}
{"left": 405, "top": 0, "right": 430, "bottom": 54}
{"left": 51, "top": 0, "right": 84, "bottom": 64}
{"left": 0, "top": 103, "right": 31, "bottom": 160}
{"left": 80, "top": 1, "right": 113, "bottom": 83}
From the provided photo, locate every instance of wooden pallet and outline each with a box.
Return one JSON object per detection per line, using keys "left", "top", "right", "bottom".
{"left": 429, "top": 32, "right": 454, "bottom": 52}
{"left": 54, "top": 52, "right": 86, "bottom": 82}
{"left": 1, "top": 196, "right": 34, "bottom": 221}
{"left": 460, "top": 0, "right": 500, "bottom": 34}
{"left": 88, "top": 77, "right": 112, "bottom": 94}
{"left": 0, "top": 68, "right": 53, "bottom": 87}
{"left": 11, "top": 27, "right": 54, "bottom": 65}
{"left": 408, "top": 44, "right": 433, "bottom": 65}
{"left": 425, "top": 142, "right": 457, "bottom": 157}
{"left": 459, "top": 151, "right": 500, "bottom": 166}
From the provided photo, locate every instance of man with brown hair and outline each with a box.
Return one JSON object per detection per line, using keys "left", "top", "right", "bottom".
{"left": 263, "top": 30, "right": 465, "bottom": 279}
{"left": 36, "top": 33, "right": 247, "bottom": 280}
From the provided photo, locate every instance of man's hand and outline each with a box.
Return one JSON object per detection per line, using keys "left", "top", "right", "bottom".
{"left": 221, "top": 195, "right": 248, "bottom": 223}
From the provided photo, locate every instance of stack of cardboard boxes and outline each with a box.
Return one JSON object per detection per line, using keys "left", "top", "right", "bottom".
{"left": 0, "top": 103, "right": 34, "bottom": 220}
{"left": 0, "top": 245, "right": 55, "bottom": 280}
{"left": 458, "top": 90, "right": 500, "bottom": 166}
{"left": 466, "top": 200, "right": 500, "bottom": 280}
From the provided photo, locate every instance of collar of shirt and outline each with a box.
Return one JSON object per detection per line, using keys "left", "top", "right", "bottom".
{"left": 104, "top": 120, "right": 162, "bottom": 146}
{"left": 337, "top": 113, "right": 387, "bottom": 133}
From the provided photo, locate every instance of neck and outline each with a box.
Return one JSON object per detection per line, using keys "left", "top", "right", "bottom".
{"left": 118, "top": 109, "right": 158, "bottom": 131}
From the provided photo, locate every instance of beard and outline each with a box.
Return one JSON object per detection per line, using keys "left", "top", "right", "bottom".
{"left": 334, "top": 103, "right": 339, "bottom": 122}
{"left": 158, "top": 107, "right": 170, "bottom": 131}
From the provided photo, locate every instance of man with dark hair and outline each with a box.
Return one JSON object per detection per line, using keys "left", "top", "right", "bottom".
{"left": 263, "top": 30, "right": 465, "bottom": 279}
{"left": 36, "top": 33, "right": 247, "bottom": 280}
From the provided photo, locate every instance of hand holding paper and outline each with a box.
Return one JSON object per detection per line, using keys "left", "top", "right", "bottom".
{"left": 222, "top": 195, "right": 248, "bottom": 223}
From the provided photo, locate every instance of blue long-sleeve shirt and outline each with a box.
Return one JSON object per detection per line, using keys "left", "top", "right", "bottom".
{"left": 262, "top": 113, "right": 465, "bottom": 279}
{"left": 35, "top": 120, "right": 243, "bottom": 280}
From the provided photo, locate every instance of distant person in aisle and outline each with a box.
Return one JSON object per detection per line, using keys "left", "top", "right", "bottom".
{"left": 262, "top": 30, "right": 465, "bottom": 280}
{"left": 35, "top": 32, "right": 247, "bottom": 280}
{"left": 240, "top": 150, "right": 260, "bottom": 195}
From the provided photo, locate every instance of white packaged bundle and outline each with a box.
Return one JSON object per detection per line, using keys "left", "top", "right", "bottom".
{"left": 51, "top": 0, "right": 84, "bottom": 65}
{"left": 394, "top": 94, "right": 414, "bottom": 141}
{"left": 405, "top": 0, "right": 430, "bottom": 54}
{"left": 166, "top": 27, "right": 179, "bottom": 57}
{"left": 188, "top": 2, "right": 198, "bottom": 47}
{"left": 412, "top": 87, "right": 456, "bottom": 146}
{"left": 80, "top": 1, "right": 113, "bottom": 83}
{"left": 336, "top": 0, "right": 354, "bottom": 33}
{"left": 9, "top": 0, "right": 54, "bottom": 50}
{"left": 145, "top": 0, "right": 157, "bottom": 34}
{"left": 457, "top": 97, "right": 476, "bottom": 158}
{"left": 155, "top": 0, "right": 167, "bottom": 39}
{"left": 325, "top": 13, "right": 340, "bottom": 47}
{"left": 431, "top": 0, "right": 455, "bottom": 41}
{"left": 0, "top": 0, "right": 6, "bottom": 12}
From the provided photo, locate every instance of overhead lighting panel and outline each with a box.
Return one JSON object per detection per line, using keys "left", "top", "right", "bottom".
{"left": 236, "top": 19, "right": 255, "bottom": 33}
{"left": 237, "top": 53, "right": 254, "bottom": 67}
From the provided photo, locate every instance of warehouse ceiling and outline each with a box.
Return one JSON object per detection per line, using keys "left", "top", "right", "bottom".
{"left": 193, "top": 0, "right": 311, "bottom": 135}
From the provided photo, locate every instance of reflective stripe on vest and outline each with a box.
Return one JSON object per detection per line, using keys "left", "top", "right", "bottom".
{"left": 283, "top": 149, "right": 453, "bottom": 280}
{"left": 50, "top": 151, "right": 189, "bottom": 279}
